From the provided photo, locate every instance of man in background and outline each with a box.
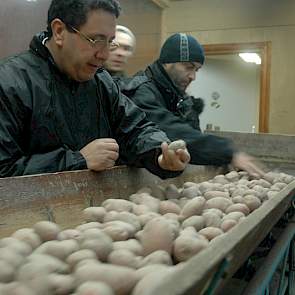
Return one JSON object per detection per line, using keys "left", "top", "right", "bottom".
{"left": 124, "top": 33, "right": 263, "bottom": 176}
{"left": 104, "top": 24, "right": 136, "bottom": 88}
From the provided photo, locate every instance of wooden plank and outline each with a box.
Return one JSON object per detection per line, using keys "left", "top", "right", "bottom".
{"left": 0, "top": 132, "right": 294, "bottom": 294}
{"left": 137, "top": 181, "right": 295, "bottom": 295}
{"left": 206, "top": 131, "right": 295, "bottom": 175}
{"left": 151, "top": 0, "right": 170, "bottom": 9}
{"left": 0, "top": 165, "right": 217, "bottom": 238}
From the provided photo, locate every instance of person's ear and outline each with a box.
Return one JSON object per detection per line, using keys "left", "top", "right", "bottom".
{"left": 50, "top": 18, "right": 67, "bottom": 47}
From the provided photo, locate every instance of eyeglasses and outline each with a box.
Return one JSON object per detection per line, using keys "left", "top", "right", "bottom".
{"left": 69, "top": 25, "right": 119, "bottom": 50}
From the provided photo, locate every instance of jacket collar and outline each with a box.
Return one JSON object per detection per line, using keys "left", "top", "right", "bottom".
{"left": 30, "top": 31, "right": 56, "bottom": 66}
{"left": 145, "top": 61, "right": 185, "bottom": 111}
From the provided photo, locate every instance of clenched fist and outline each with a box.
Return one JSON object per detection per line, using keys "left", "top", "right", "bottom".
{"left": 80, "top": 138, "right": 119, "bottom": 171}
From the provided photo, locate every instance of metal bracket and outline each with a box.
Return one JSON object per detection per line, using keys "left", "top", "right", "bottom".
{"left": 203, "top": 258, "right": 230, "bottom": 295}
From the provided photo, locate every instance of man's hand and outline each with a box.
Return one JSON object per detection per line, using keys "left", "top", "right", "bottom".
{"left": 80, "top": 138, "right": 119, "bottom": 171}
{"left": 158, "top": 142, "right": 191, "bottom": 171}
{"left": 231, "top": 152, "right": 265, "bottom": 177}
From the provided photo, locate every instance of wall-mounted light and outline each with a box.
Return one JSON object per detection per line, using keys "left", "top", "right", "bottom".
{"left": 239, "top": 53, "right": 261, "bottom": 65}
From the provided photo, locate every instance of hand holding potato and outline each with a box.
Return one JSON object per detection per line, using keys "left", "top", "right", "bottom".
{"left": 80, "top": 138, "right": 119, "bottom": 171}
{"left": 231, "top": 152, "right": 264, "bottom": 177}
{"left": 158, "top": 141, "right": 190, "bottom": 171}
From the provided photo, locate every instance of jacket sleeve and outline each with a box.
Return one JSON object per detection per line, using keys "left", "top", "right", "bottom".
{"left": 0, "top": 93, "right": 87, "bottom": 177}
{"left": 131, "top": 83, "right": 235, "bottom": 166}
{"left": 100, "top": 75, "right": 181, "bottom": 179}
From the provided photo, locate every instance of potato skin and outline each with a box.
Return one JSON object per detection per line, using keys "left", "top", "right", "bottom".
{"left": 113, "top": 239, "right": 144, "bottom": 256}
{"left": 242, "top": 195, "right": 261, "bottom": 211}
{"left": 0, "top": 260, "right": 14, "bottom": 283}
{"left": 204, "top": 191, "right": 230, "bottom": 200}
{"left": 198, "top": 227, "right": 224, "bottom": 241}
{"left": 33, "top": 221, "right": 61, "bottom": 242}
{"left": 108, "top": 249, "right": 140, "bottom": 269}
{"left": 132, "top": 269, "right": 173, "bottom": 295}
{"left": 83, "top": 207, "right": 107, "bottom": 222}
{"left": 180, "top": 197, "right": 206, "bottom": 220}
{"left": 57, "top": 229, "right": 81, "bottom": 241}
{"left": 76, "top": 281, "right": 115, "bottom": 295}
{"left": 144, "top": 250, "right": 173, "bottom": 266}
{"left": 159, "top": 201, "right": 181, "bottom": 215}
{"left": 102, "top": 199, "right": 134, "bottom": 212}
{"left": 136, "top": 264, "right": 170, "bottom": 279}
{"left": 181, "top": 186, "right": 201, "bottom": 199}
{"left": 225, "top": 203, "right": 250, "bottom": 215}
{"left": 48, "top": 273, "right": 75, "bottom": 295}
{"left": 173, "top": 235, "right": 209, "bottom": 262}
{"left": 221, "top": 219, "right": 238, "bottom": 232}
{"left": 66, "top": 249, "right": 97, "bottom": 269}
{"left": 12, "top": 228, "right": 42, "bottom": 249}
{"left": 168, "top": 140, "right": 186, "bottom": 151}
{"left": 140, "top": 218, "right": 175, "bottom": 255}
{"left": 182, "top": 216, "right": 205, "bottom": 231}
{"left": 222, "top": 212, "right": 245, "bottom": 222}
{"left": 80, "top": 235, "right": 113, "bottom": 262}
{"left": 205, "top": 197, "right": 233, "bottom": 212}
{"left": 74, "top": 263, "right": 139, "bottom": 295}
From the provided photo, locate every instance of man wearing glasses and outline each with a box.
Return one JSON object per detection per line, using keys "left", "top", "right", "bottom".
{"left": 0, "top": 0, "right": 190, "bottom": 177}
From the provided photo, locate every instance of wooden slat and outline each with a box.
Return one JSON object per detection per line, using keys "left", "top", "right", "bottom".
{"left": 0, "top": 165, "right": 216, "bottom": 238}
{"left": 0, "top": 132, "right": 295, "bottom": 294}
{"left": 135, "top": 181, "right": 295, "bottom": 295}
{"left": 206, "top": 131, "right": 295, "bottom": 175}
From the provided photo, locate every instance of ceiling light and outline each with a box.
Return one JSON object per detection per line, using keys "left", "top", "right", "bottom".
{"left": 239, "top": 53, "right": 261, "bottom": 65}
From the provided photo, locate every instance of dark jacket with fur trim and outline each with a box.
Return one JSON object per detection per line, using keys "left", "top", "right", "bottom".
{"left": 123, "top": 61, "right": 235, "bottom": 166}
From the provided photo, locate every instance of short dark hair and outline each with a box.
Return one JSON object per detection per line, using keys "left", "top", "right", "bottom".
{"left": 47, "top": 0, "right": 121, "bottom": 37}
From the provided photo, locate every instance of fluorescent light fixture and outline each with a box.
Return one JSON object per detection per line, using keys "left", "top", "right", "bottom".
{"left": 239, "top": 53, "right": 261, "bottom": 65}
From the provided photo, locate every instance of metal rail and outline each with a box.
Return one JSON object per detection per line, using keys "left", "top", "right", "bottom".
{"left": 242, "top": 214, "right": 295, "bottom": 295}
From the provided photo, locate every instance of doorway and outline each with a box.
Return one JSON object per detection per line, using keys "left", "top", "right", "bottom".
{"left": 187, "top": 42, "right": 271, "bottom": 133}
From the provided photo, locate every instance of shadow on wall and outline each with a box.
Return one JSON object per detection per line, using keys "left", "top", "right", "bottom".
{"left": 0, "top": 0, "right": 51, "bottom": 59}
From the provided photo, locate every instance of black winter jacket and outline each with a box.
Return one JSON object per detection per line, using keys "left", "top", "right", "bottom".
{"left": 107, "top": 70, "right": 132, "bottom": 91}
{"left": 0, "top": 33, "right": 180, "bottom": 178}
{"left": 124, "top": 61, "right": 235, "bottom": 166}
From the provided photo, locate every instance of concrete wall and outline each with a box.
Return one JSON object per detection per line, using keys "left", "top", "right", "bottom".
{"left": 163, "top": 0, "right": 295, "bottom": 134}
{"left": 0, "top": 0, "right": 50, "bottom": 59}
{"left": 0, "top": 0, "right": 162, "bottom": 76}
{"left": 118, "top": 0, "right": 162, "bottom": 75}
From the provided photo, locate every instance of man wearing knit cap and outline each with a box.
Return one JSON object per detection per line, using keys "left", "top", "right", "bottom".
{"left": 124, "top": 33, "right": 264, "bottom": 175}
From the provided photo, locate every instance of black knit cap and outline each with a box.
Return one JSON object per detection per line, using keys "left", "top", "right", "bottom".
{"left": 159, "top": 33, "right": 205, "bottom": 65}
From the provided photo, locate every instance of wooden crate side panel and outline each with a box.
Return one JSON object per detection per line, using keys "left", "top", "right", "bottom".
{"left": 0, "top": 165, "right": 217, "bottom": 237}
{"left": 141, "top": 181, "right": 295, "bottom": 295}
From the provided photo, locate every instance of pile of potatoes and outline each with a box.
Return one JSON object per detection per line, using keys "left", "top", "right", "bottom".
{"left": 0, "top": 171, "right": 293, "bottom": 295}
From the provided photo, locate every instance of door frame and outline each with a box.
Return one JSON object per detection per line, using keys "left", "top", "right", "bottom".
{"left": 203, "top": 42, "right": 271, "bottom": 133}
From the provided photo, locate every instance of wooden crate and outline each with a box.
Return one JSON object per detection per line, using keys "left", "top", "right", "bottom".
{"left": 0, "top": 165, "right": 217, "bottom": 238}
{"left": 141, "top": 181, "right": 295, "bottom": 295}
{"left": 207, "top": 131, "right": 295, "bottom": 175}
{"left": 0, "top": 131, "right": 294, "bottom": 294}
